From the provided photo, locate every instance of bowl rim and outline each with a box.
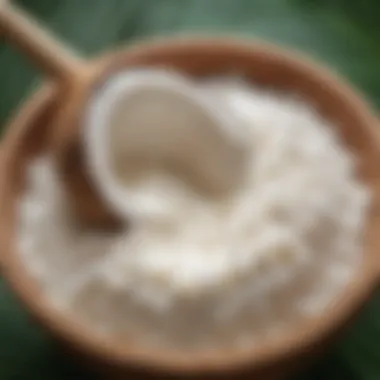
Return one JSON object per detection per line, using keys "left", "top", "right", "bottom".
{"left": 1, "top": 35, "right": 380, "bottom": 375}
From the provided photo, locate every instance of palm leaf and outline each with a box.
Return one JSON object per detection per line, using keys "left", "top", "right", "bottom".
{"left": 1, "top": 0, "right": 379, "bottom": 378}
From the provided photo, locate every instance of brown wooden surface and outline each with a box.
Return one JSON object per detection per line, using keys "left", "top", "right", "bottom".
{"left": 0, "top": 38, "right": 379, "bottom": 378}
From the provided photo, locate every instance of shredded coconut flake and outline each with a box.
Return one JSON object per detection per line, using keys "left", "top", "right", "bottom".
{"left": 17, "top": 78, "right": 370, "bottom": 350}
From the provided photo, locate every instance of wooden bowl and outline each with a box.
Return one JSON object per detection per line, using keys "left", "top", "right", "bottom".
{"left": 1, "top": 37, "right": 380, "bottom": 379}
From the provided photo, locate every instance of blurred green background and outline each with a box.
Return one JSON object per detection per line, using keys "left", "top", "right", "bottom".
{"left": 1, "top": 0, "right": 380, "bottom": 378}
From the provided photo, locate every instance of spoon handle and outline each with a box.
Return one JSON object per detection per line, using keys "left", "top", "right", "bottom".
{"left": 0, "top": 1, "right": 86, "bottom": 82}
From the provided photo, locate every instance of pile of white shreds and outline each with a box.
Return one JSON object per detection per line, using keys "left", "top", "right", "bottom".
{"left": 17, "top": 77, "right": 370, "bottom": 350}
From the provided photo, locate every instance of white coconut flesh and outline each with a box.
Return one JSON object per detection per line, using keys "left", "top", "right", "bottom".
{"left": 84, "top": 69, "right": 249, "bottom": 222}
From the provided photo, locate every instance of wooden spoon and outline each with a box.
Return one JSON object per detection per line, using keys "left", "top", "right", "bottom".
{"left": 0, "top": 2, "right": 248, "bottom": 229}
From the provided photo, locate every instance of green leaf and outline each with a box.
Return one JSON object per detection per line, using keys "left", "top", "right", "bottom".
{"left": 1, "top": 0, "right": 380, "bottom": 378}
